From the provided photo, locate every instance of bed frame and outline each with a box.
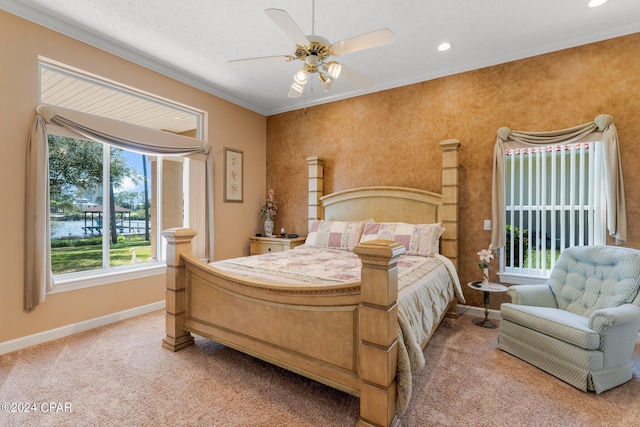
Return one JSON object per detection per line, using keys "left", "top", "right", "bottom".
{"left": 162, "top": 139, "right": 461, "bottom": 427}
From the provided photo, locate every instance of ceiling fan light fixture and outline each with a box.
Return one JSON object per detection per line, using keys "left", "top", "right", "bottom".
{"left": 294, "top": 69, "right": 308, "bottom": 85}
{"left": 319, "top": 73, "right": 334, "bottom": 92}
{"left": 326, "top": 62, "right": 342, "bottom": 79}
{"left": 288, "top": 82, "right": 304, "bottom": 98}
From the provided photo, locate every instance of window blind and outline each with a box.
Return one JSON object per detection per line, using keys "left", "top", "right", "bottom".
{"left": 503, "top": 142, "right": 606, "bottom": 277}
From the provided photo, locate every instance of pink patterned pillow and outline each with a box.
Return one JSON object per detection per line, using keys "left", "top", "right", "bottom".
{"left": 305, "top": 220, "right": 368, "bottom": 251}
{"left": 359, "top": 222, "right": 445, "bottom": 257}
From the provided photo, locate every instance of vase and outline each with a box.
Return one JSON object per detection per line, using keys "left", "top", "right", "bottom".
{"left": 264, "top": 216, "right": 274, "bottom": 237}
{"left": 482, "top": 267, "right": 489, "bottom": 286}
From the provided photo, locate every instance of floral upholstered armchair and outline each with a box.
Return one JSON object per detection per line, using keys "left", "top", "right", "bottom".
{"left": 498, "top": 245, "right": 640, "bottom": 393}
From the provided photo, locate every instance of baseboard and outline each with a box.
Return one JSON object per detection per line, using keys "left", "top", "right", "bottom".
{"left": 0, "top": 301, "right": 165, "bottom": 356}
{"left": 457, "top": 304, "right": 640, "bottom": 344}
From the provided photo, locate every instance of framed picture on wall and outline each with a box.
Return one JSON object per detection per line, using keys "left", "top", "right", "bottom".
{"left": 224, "top": 148, "right": 243, "bottom": 203}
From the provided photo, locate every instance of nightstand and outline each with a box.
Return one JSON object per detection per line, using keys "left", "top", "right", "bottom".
{"left": 249, "top": 236, "right": 306, "bottom": 255}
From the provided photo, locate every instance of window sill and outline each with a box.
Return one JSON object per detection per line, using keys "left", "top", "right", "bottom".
{"left": 498, "top": 272, "right": 548, "bottom": 286}
{"left": 49, "top": 263, "right": 166, "bottom": 294}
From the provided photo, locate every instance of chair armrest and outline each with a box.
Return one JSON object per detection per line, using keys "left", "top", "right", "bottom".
{"left": 506, "top": 284, "right": 557, "bottom": 307}
{"left": 588, "top": 304, "right": 640, "bottom": 333}
{"left": 589, "top": 304, "right": 640, "bottom": 368}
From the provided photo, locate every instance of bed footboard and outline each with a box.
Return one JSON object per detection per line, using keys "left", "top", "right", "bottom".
{"left": 163, "top": 228, "right": 405, "bottom": 427}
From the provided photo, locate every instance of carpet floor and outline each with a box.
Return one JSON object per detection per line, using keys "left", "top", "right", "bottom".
{"left": 1, "top": 309, "right": 639, "bottom": 426}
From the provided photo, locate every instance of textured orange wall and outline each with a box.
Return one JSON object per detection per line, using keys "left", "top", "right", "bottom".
{"left": 267, "top": 33, "right": 640, "bottom": 309}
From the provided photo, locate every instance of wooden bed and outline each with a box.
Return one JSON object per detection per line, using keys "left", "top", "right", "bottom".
{"left": 162, "top": 139, "right": 461, "bottom": 427}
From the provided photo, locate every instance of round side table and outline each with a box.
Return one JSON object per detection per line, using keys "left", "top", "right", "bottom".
{"left": 467, "top": 281, "right": 508, "bottom": 328}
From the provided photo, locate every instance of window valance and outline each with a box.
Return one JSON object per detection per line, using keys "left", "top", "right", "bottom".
{"left": 491, "top": 114, "right": 626, "bottom": 250}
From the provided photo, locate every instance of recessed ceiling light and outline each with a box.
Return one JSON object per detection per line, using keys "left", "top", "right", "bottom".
{"left": 437, "top": 42, "right": 453, "bottom": 52}
{"left": 588, "top": 0, "right": 608, "bottom": 7}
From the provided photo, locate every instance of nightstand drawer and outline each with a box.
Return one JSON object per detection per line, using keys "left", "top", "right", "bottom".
{"left": 249, "top": 236, "right": 306, "bottom": 256}
{"left": 257, "top": 241, "right": 284, "bottom": 254}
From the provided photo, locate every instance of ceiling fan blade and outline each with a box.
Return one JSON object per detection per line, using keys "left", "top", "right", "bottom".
{"left": 330, "top": 28, "right": 394, "bottom": 56}
{"left": 265, "top": 8, "right": 309, "bottom": 46}
{"left": 336, "top": 64, "right": 374, "bottom": 90}
{"left": 229, "top": 55, "right": 294, "bottom": 66}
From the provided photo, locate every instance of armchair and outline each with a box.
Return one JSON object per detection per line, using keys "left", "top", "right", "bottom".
{"left": 498, "top": 245, "right": 640, "bottom": 393}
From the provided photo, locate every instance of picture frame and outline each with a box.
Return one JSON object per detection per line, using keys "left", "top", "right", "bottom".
{"left": 224, "top": 148, "right": 243, "bottom": 203}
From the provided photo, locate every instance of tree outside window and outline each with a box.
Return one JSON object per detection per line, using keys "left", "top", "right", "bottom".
{"left": 48, "top": 135, "right": 153, "bottom": 274}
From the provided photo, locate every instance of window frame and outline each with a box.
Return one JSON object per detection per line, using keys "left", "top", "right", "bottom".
{"left": 498, "top": 140, "right": 607, "bottom": 285}
{"left": 47, "top": 131, "right": 168, "bottom": 290}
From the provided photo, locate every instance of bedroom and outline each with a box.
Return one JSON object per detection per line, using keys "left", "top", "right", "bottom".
{"left": 1, "top": 1, "right": 640, "bottom": 426}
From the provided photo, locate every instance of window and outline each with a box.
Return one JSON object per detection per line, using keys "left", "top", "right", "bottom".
{"left": 48, "top": 135, "right": 169, "bottom": 275}
{"left": 501, "top": 141, "right": 606, "bottom": 283}
{"left": 40, "top": 59, "right": 204, "bottom": 287}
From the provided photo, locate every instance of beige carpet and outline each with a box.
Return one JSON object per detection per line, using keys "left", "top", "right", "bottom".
{"left": 1, "top": 309, "right": 639, "bottom": 427}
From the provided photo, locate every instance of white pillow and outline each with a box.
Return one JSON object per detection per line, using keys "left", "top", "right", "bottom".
{"left": 305, "top": 220, "right": 368, "bottom": 251}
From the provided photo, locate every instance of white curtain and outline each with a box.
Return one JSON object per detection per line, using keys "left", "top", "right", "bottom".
{"left": 491, "top": 114, "right": 626, "bottom": 250}
{"left": 25, "top": 104, "right": 214, "bottom": 311}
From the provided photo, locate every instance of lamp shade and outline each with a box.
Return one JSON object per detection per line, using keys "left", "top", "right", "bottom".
{"left": 288, "top": 82, "right": 304, "bottom": 98}
{"left": 319, "top": 73, "right": 333, "bottom": 92}
{"left": 326, "top": 62, "right": 342, "bottom": 79}
{"left": 294, "top": 69, "right": 308, "bottom": 85}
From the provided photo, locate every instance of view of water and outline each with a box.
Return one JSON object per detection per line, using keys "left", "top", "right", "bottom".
{"left": 50, "top": 220, "right": 148, "bottom": 239}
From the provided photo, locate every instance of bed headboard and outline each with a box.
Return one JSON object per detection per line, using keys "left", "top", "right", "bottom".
{"left": 306, "top": 139, "right": 461, "bottom": 268}
{"left": 320, "top": 186, "right": 442, "bottom": 224}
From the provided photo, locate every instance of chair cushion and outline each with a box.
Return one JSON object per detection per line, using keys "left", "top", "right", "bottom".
{"left": 501, "top": 303, "right": 600, "bottom": 350}
{"left": 548, "top": 246, "right": 640, "bottom": 317}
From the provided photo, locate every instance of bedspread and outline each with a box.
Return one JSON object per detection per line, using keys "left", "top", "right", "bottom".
{"left": 214, "top": 246, "right": 360, "bottom": 285}
{"left": 211, "top": 245, "right": 461, "bottom": 413}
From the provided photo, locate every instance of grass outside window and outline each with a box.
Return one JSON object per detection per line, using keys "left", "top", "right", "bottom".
{"left": 51, "top": 237, "right": 152, "bottom": 274}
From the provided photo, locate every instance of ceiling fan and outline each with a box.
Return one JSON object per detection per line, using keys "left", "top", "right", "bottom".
{"left": 229, "top": 7, "right": 394, "bottom": 98}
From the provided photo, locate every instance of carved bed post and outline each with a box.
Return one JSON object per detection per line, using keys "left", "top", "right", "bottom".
{"left": 353, "top": 240, "right": 405, "bottom": 427}
{"left": 439, "top": 139, "right": 460, "bottom": 268}
{"left": 162, "top": 228, "right": 197, "bottom": 352}
{"left": 440, "top": 139, "right": 461, "bottom": 317}
{"left": 306, "top": 156, "right": 324, "bottom": 231}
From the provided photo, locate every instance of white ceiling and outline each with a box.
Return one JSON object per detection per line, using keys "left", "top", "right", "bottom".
{"left": 3, "top": 0, "right": 640, "bottom": 116}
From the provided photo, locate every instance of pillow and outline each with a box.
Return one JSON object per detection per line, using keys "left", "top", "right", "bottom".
{"left": 305, "top": 220, "right": 369, "bottom": 251}
{"left": 432, "top": 225, "right": 446, "bottom": 255}
{"left": 359, "top": 222, "right": 445, "bottom": 257}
